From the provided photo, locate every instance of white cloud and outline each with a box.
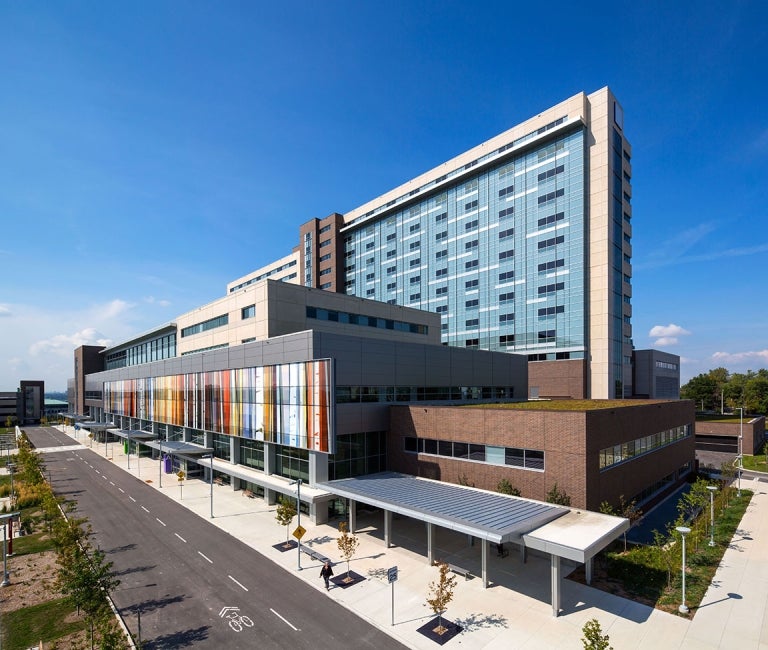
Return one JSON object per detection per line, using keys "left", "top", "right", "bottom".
{"left": 649, "top": 323, "right": 691, "bottom": 346}
{"left": 144, "top": 296, "right": 171, "bottom": 307}
{"left": 0, "top": 304, "right": 11, "bottom": 317}
{"left": 712, "top": 350, "right": 768, "bottom": 364}
{"left": 29, "top": 328, "right": 112, "bottom": 357}
{"left": 100, "top": 299, "right": 133, "bottom": 320}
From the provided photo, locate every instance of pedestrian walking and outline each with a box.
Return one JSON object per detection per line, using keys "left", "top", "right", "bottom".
{"left": 320, "top": 560, "right": 334, "bottom": 590}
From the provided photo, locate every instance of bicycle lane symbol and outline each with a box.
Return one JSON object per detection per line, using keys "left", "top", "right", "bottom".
{"left": 219, "top": 606, "right": 254, "bottom": 632}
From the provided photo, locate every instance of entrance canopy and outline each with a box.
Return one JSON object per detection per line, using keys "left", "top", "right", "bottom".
{"left": 317, "top": 472, "right": 568, "bottom": 544}
{"left": 142, "top": 439, "right": 213, "bottom": 456}
{"left": 108, "top": 428, "right": 158, "bottom": 443}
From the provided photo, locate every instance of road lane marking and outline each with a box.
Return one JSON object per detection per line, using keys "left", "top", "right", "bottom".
{"left": 109, "top": 481, "right": 115, "bottom": 486}
{"left": 118, "top": 488, "right": 125, "bottom": 493}
{"left": 156, "top": 518, "right": 166, "bottom": 527}
{"left": 228, "top": 575, "right": 249, "bottom": 592}
{"left": 198, "top": 551, "right": 213, "bottom": 563}
{"left": 270, "top": 609, "right": 298, "bottom": 631}
{"left": 141, "top": 506, "right": 150, "bottom": 513}
{"left": 129, "top": 496, "right": 136, "bottom": 502}
{"left": 102, "top": 475, "right": 108, "bottom": 480}
{"left": 175, "top": 533, "right": 187, "bottom": 543}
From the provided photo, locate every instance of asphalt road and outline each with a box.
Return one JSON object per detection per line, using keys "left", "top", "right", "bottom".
{"left": 26, "top": 427, "right": 406, "bottom": 650}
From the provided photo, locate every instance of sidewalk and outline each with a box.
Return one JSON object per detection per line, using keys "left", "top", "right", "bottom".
{"left": 55, "top": 427, "right": 768, "bottom": 649}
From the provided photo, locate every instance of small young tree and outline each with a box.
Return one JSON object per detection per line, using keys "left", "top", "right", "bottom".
{"left": 652, "top": 527, "right": 676, "bottom": 589}
{"left": 581, "top": 618, "right": 612, "bottom": 650}
{"left": 497, "top": 478, "right": 521, "bottom": 496}
{"left": 426, "top": 561, "right": 457, "bottom": 635}
{"left": 546, "top": 482, "right": 571, "bottom": 506}
{"left": 275, "top": 495, "right": 297, "bottom": 546}
{"left": 337, "top": 521, "right": 360, "bottom": 581}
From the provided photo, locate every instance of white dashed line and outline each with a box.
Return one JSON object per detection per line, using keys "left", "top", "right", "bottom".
{"left": 102, "top": 475, "right": 108, "bottom": 480}
{"left": 109, "top": 481, "right": 115, "bottom": 486}
{"left": 141, "top": 506, "right": 150, "bottom": 513}
{"left": 156, "top": 518, "right": 166, "bottom": 527}
{"left": 118, "top": 488, "right": 125, "bottom": 493}
{"left": 129, "top": 496, "right": 136, "bottom": 502}
{"left": 198, "top": 551, "right": 213, "bottom": 564}
{"left": 270, "top": 608, "right": 298, "bottom": 631}
{"left": 228, "top": 575, "right": 249, "bottom": 592}
{"left": 175, "top": 533, "right": 187, "bottom": 543}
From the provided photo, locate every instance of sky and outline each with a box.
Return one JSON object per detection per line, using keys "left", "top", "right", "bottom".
{"left": 1, "top": 1, "right": 767, "bottom": 391}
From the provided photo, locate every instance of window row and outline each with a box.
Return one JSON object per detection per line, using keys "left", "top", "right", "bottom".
{"left": 336, "top": 385, "right": 515, "bottom": 403}
{"left": 404, "top": 436, "right": 545, "bottom": 471}
{"left": 599, "top": 424, "right": 691, "bottom": 470}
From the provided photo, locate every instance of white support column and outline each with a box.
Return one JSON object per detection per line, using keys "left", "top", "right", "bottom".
{"left": 384, "top": 510, "right": 393, "bottom": 548}
{"left": 349, "top": 499, "right": 357, "bottom": 533}
{"left": 427, "top": 523, "right": 434, "bottom": 565}
{"left": 550, "top": 554, "right": 561, "bottom": 617}
{"left": 585, "top": 557, "right": 593, "bottom": 585}
{"left": 520, "top": 542, "right": 527, "bottom": 564}
{"left": 481, "top": 539, "right": 489, "bottom": 588}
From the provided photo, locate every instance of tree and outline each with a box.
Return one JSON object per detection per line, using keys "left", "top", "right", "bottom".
{"left": 336, "top": 521, "right": 360, "bottom": 581}
{"left": 652, "top": 526, "right": 677, "bottom": 589}
{"left": 426, "top": 561, "right": 457, "bottom": 635}
{"left": 275, "top": 495, "right": 297, "bottom": 545}
{"left": 497, "top": 478, "right": 521, "bottom": 496}
{"left": 546, "top": 482, "right": 571, "bottom": 506}
{"left": 681, "top": 373, "right": 718, "bottom": 411}
{"left": 581, "top": 618, "right": 613, "bottom": 650}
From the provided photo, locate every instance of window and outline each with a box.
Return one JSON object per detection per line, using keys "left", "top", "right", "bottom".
{"left": 465, "top": 219, "right": 478, "bottom": 230}
{"left": 409, "top": 258, "right": 421, "bottom": 268}
{"left": 366, "top": 273, "right": 375, "bottom": 281}
{"left": 181, "top": 314, "right": 229, "bottom": 337}
{"left": 436, "top": 305, "right": 447, "bottom": 313}
{"left": 410, "top": 293, "right": 421, "bottom": 301}
{"left": 499, "top": 334, "right": 514, "bottom": 344}
{"left": 410, "top": 224, "right": 420, "bottom": 233}
{"left": 538, "top": 282, "right": 565, "bottom": 295}
{"left": 409, "top": 276, "right": 421, "bottom": 284}
{"left": 498, "top": 184, "right": 514, "bottom": 197}
{"left": 241, "top": 305, "right": 255, "bottom": 319}
{"left": 366, "top": 289, "right": 375, "bottom": 297}
{"left": 465, "top": 259, "right": 478, "bottom": 270}
{"left": 366, "top": 256, "right": 374, "bottom": 265}
{"left": 319, "top": 239, "right": 331, "bottom": 248}
{"left": 499, "top": 228, "right": 514, "bottom": 239}
{"left": 499, "top": 292, "right": 514, "bottom": 302}
{"left": 499, "top": 206, "right": 514, "bottom": 219}
{"left": 499, "top": 313, "right": 514, "bottom": 324}
{"left": 435, "top": 231, "right": 447, "bottom": 241}
{"left": 498, "top": 270, "right": 515, "bottom": 282}
{"left": 435, "top": 268, "right": 448, "bottom": 278}
{"left": 538, "top": 259, "right": 565, "bottom": 274}
{"left": 435, "top": 211, "right": 447, "bottom": 222}
{"left": 538, "top": 235, "right": 564, "bottom": 250}
{"left": 386, "top": 249, "right": 396, "bottom": 259}
{"left": 465, "top": 299, "right": 478, "bottom": 308}
{"left": 386, "top": 233, "right": 396, "bottom": 241}
{"left": 319, "top": 224, "right": 331, "bottom": 234}
{"left": 319, "top": 253, "right": 332, "bottom": 262}
{"left": 465, "top": 279, "right": 478, "bottom": 289}
{"left": 319, "top": 268, "right": 331, "bottom": 276}
{"left": 466, "top": 318, "right": 479, "bottom": 327}
{"left": 537, "top": 188, "right": 564, "bottom": 205}
{"left": 465, "top": 239, "right": 478, "bottom": 250}
{"left": 538, "top": 306, "right": 565, "bottom": 317}
{"left": 436, "top": 286, "right": 448, "bottom": 295}
{"left": 538, "top": 212, "right": 564, "bottom": 228}
{"left": 465, "top": 200, "right": 478, "bottom": 211}
{"left": 435, "top": 249, "right": 447, "bottom": 260}
{"left": 387, "top": 282, "right": 396, "bottom": 291}
{"left": 465, "top": 339, "right": 479, "bottom": 348}
{"left": 386, "top": 266, "right": 396, "bottom": 274}
{"left": 538, "top": 330, "right": 556, "bottom": 341}
{"left": 537, "top": 165, "right": 564, "bottom": 182}
{"left": 366, "top": 241, "right": 375, "bottom": 250}
{"left": 499, "top": 249, "right": 514, "bottom": 261}
{"left": 409, "top": 241, "right": 420, "bottom": 250}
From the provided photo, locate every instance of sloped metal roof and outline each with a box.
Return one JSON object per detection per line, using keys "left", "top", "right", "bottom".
{"left": 317, "top": 472, "right": 568, "bottom": 544}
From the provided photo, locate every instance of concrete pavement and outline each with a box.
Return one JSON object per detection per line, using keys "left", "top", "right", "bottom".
{"left": 47, "top": 426, "right": 768, "bottom": 648}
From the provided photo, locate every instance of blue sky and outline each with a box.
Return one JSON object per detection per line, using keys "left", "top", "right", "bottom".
{"left": 1, "top": 1, "right": 767, "bottom": 391}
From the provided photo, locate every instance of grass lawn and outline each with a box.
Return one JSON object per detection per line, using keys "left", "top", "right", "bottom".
{"left": 597, "top": 491, "right": 752, "bottom": 615}
{"left": 12, "top": 531, "right": 56, "bottom": 555}
{"left": 1, "top": 598, "right": 85, "bottom": 650}
{"left": 741, "top": 454, "right": 768, "bottom": 472}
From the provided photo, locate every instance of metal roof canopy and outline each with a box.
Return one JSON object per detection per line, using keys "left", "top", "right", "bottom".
{"left": 80, "top": 422, "right": 115, "bottom": 431}
{"left": 143, "top": 440, "right": 213, "bottom": 455}
{"left": 109, "top": 428, "right": 158, "bottom": 442}
{"left": 318, "top": 472, "right": 568, "bottom": 544}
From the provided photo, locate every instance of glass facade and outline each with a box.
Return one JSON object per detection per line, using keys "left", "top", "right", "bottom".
{"left": 105, "top": 333, "right": 177, "bottom": 370}
{"left": 344, "top": 128, "right": 586, "bottom": 359}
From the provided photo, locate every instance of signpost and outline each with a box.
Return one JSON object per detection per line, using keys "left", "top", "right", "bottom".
{"left": 388, "top": 565, "right": 398, "bottom": 626}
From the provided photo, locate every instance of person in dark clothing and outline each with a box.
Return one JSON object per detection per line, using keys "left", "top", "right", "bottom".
{"left": 320, "top": 561, "right": 334, "bottom": 590}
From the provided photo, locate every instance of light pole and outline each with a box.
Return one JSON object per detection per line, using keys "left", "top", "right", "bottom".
{"left": 159, "top": 439, "right": 163, "bottom": 488}
{"left": 204, "top": 454, "right": 214, "bottom": 518}
{"left": 289, "top": 479, "right": 302, "bottom": 570}
{"left": 707, "top": 485, "right": 717, "bottom": 547}
{"left": 676, "top": 526, "right": 691, "bottom": 614}
{"left": 736, "top": 407, "right": 743, "bottom": 497}
{"left": 6, "top": 463, "right": 15, "bottom": 511}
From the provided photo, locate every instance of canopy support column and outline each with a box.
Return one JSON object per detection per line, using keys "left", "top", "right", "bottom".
{"left": 550, "top": 554, "right": 561, "bottom": 617}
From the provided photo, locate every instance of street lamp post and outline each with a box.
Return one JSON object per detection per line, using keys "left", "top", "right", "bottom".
{"left": 159, "top": 439, "right": 163, "bottom": 488}
{"left": 707, "top": 485, "right": 718, "bottom": 547}
{"left": 204, "top": 454, "right": 214, "bottom": 518}
{"left": 289, "top": 479, "right": 302, "bottom": 570}
{"left": 6, "top": 463, "right": 15, "bottom": 511}
{"left": 676, "top": 526, "right": 691, "bottom": 614}
{"left": 736, "top": 407, "right": 743, "bottom": 497}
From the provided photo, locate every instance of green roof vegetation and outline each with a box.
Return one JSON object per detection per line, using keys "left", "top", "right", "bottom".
{"left": 463, "top": 399, "right": 661, "bottom": 411}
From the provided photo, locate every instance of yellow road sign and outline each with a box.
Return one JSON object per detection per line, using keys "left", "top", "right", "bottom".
{"left": 293, "top": 525, "right": 306, "bottom": 540}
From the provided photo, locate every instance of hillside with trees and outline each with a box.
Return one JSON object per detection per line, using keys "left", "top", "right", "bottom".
{"left": 681, "top": 367, "right": 768, "bottom": 414}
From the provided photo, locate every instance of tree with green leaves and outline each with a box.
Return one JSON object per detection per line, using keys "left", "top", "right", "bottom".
{"left": 581, "top": 618, "right": 613, "bottom": 650}
{"left": 426, "top": 561, "right": 457, "bottom": 635}
{"left": 337, "top": 521, "right": 360, "bottom": 581}
{"left": 275, "top": 495, "right": 297, "bottom": 545}
{"left": 497, "top": 478, "right": 521, "bottom": 496}
{"left": 546, "top": 482, "right": 571, "bottom": 506}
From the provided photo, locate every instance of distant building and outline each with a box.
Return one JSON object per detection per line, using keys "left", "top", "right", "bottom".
{"left": 632, "top": 350, "right": 680, "bottom": 399}
{"left": 0, "top": 380, "right": 45, "bottom": 425}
